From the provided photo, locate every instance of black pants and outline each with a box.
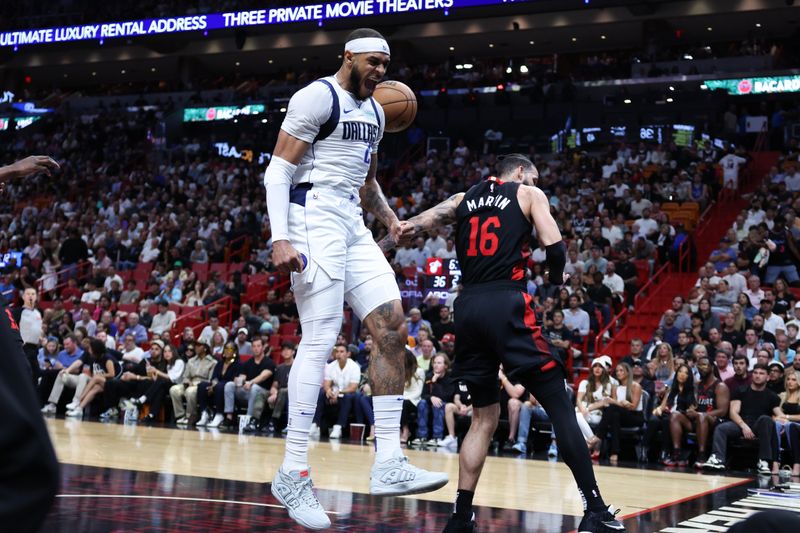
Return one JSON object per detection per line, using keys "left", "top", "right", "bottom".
{"left": 595, "top": 405, "right": 645, "bottom": 455}
{"left": 0, "top": 304, "right": 59, "bottom": 532}
{"left": 712, "top": 416, "right": 777, "bottom": 462}
{"left": 143, "top": 378, "right": 173, "bottom": 417}
{"left": 786, "top": 423, "right": 800, "bottom": 465}
{"left": 23, "top": 343, "right": 40, "bottom": 384}
{"left": 104, "top": 378, "right": 148, "bottom": 410}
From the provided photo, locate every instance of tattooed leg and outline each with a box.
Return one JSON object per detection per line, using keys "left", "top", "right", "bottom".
{"left": 364, "top": 300, "right": 407, "bottom": 395}
{"left": 364, "top": 299, "right": 408, "bottom": 461}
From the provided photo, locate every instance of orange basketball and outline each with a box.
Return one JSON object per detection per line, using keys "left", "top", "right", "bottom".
{"left": 373, "top": 80, "right": 417, "bottom": 133}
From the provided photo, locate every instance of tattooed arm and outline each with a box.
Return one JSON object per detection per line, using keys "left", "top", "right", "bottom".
{"left": 377, "top": 193, "right": 465, "bottom": 252}
{"left": 359, "top": 157, "right": 399, "bottom": 230}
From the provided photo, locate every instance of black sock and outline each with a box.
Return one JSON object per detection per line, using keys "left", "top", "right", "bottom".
{"left": 579, "top": 486, "right": 606, "bottom": 513}
{"left": 454, "top": 490, "right": 474, "bottom": 520}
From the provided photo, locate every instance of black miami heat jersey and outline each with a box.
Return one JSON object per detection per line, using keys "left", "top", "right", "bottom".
{"left": 455, "top": 177, "right": 532, "bottom": 286}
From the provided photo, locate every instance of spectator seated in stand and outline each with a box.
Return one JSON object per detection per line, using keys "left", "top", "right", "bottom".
{"left": 310, "top": 343, "right": 363, "bottom": 440}
{"left": 262, "top": 341, "right": 296, "bottom": 434}
{"left": 196, "top": 341, "right": 242, "bottom": 429}
{"left": 131, "top": 343, "right": 185, "bottom": 422}
{"left": 225, "top": 337, "right": 275, "bottom": 431}
{"left": 593, "top": 362, "right": 645, "bottom": 463}
{"left": 413, "top": 353, "right": 455, "bottom": 448}
{"left": 702, "top": 364, "right": 785, "bottom": 473}
{"left": 170, "top": 341, "right": 216, "bottom": 425}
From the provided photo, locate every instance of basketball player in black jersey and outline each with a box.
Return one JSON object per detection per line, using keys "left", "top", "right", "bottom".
{"left": 0, "top": 156, "right": 61, "bottom": 532}
{"left": 385, "top": 154, "right": 624, "bottom": 533}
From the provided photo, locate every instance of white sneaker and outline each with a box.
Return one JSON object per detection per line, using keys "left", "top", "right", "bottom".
{"left": 425, "top": 438, "right": 440, "bottom": 447}
{"left": 65, "top": 401, "right": 79, "bottom": 411}
{"left": 271, "top": 467, "right": 331, "bottom": 530}
{"left": 439, "top": 435, "right": 458, "bottom": 451}
{"left": 41, "top": 403, "right": 56, "bottom": 415}
{"left": 196, "top": 411, "right": 210, "bottom": 427}
{"left": 309, "top": 423, "right": 320, "bottom": 439}
{"left": 370, "top": 451, "right": 449, "bottom": 496}
{"left": 329, "top": 424, "right": 342, "bottom": 439}
{"left": 757, "top": 459, "right": 771, "bottom": 475}
{"left": 207, "top": 414, "right": 224, "bottom": 428}
{"left": 175, "top": 417, "right": 188, "bottom": 425}
{"left": 702, "top": 454, "right": 726, "bottom": 471}
{"left": 66, "top": 407, "right": 83, "bottom": 418}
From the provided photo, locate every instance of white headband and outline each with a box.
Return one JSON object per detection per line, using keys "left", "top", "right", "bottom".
{"left": 344, "top": 37, "right": 390, "bottom": 56}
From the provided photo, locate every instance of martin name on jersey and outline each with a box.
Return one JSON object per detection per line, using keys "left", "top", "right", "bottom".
{"left": 465, "top": 193, "right": 512, "bottom": 212}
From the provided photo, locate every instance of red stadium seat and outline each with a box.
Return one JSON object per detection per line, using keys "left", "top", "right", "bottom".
{"left": 192, "top": 263, "right": 209, "bottom": 282}
{"left": 278, "top": 321, "right": 299, "bottom": 336}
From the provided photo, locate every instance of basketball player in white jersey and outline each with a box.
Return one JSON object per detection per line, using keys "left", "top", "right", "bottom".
{"left": 265, "top": 28, "right": 448, "bottom": 529}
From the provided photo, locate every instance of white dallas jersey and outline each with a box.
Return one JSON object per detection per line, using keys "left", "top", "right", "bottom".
{"left": 280, "top": 76, "right": 385, "bottom": 194}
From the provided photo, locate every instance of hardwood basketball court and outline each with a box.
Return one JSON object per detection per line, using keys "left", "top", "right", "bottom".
{"left": 42, "top": 418, "right": 766, "bottom": 532}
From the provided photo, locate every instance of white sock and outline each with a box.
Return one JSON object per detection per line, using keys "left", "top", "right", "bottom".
{"left": 373, "top": 395, "right": 404, "bottom": 463}
{"left": 138, "top": 395, "right": 147, "bottom": 404}
{"left": 282, "top": 315, "right": 340, "bottom": 473}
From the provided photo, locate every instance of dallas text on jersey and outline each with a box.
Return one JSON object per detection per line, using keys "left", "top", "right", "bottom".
{"left": 341, "top": 121, "right": 379, "bottom": 143}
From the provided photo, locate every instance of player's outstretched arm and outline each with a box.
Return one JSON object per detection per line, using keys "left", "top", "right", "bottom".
{"left": 526, "top": 186, "right": 567, "bottom": 283}
{"left": 264, "top": 131, "right": 310, "bottom": 274}
{"left": 0, "top": 155, "right": 59, "bottom": 183}
{"left": 377, "top": 193, "right": 464, "bottom": 252}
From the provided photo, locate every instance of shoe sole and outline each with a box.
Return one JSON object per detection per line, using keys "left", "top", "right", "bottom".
{"left": 702, "top": 465, "right": 725, "bottom": 471}
{"left": 270, "top": 480, "right": 331, "bottom": 530}
{"left": 370, "top": 474, "right": 449, "bottom": 496}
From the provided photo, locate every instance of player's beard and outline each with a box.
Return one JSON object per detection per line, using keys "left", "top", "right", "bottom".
{"left": 349, "top": 62, "right": 378, "bottom": 99}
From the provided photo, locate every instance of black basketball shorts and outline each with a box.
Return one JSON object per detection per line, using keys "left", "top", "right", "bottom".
{"left": 452, "top": 281, "right": 565, "bottom": 408}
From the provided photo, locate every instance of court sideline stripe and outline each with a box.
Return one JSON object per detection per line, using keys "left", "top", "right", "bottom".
{"left": 619, "top": 477, "right": 753, "bottom": 520}
{"left": 56, "top": 494, "right": 340, "bottom": 515}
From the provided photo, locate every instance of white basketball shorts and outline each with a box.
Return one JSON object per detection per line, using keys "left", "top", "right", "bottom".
{"left": 287, "top": 184, "right": 399, "bottom": 321}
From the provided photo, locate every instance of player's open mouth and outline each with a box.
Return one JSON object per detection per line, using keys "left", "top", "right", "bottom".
{"left": 364, "top": 78, "right": 379, "bottom": 92}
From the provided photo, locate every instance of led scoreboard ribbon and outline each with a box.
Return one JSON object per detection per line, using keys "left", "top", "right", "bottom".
{"left": 0, "top": 0, "right": 533, "bottom": 49}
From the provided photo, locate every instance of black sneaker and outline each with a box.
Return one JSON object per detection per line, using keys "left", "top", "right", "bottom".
{"left": 501, "top": 440, "right": 515, "bottom": 452}
{"left": 243, "top": 419, "right": 259, "bottom": 433}
{"left": 578, "top": 505, "right": 625, "bottom": 532}
{"left": 442, "top": 513, "right": 477, "bottom": 533}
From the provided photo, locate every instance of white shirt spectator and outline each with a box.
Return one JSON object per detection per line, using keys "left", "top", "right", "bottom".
{"left": 324, "top": 358, "right": 361, "bottom": 393}
{"left": 81, "top": 290, "right": 101, "bottom": 304}
{"left": 785, "top": 170, "right": 800, "bottom": 192}
{"left": 602, "top": 225, "right": 623, "bottom": 246}
{"left": 75, "top": 318, "right": 97, "bottom": 337}
{"left": 610, "top": 183, "right": 630, "bottom": 198}
{"left": 563, "top": 307, "right": 591, "bottom": 336}
{"left": 168, "top": 359, "right": 186, "bottom": 383}
{"left": 723, "top": 272, "right": 747, "bottom": 295}
{"left": 122, "top": 346, "right": 144, "bottom": 364}
{"left": 425, "top": 236, "right": 447, "bottom": 256}
{"left": 150, "top": 310, "right": 177, "bottom": 336}
{"left": 629, "top": 198, "right": 653, "bottom": 218}
{"left": 603, "top": 273, "right": 625, "bottom": 297}
{"left": 407, "top": 247, "right": 430, "bottom": 267}
{"left": 565, "top": 259, "right": 585, "bottom": 277}
{"left": 634, "top": 216, "right": 659, "bottom": 238}
{"left": 436, "top": 247, "right": 458, "bottom": 260}
{"left": 763, "top": 314, "right": 786, "bottom": 337}
{"left": 719, "top": 153, "right": 747, "bottom": 188}
{"left": 743, "top": 288, "right": 765, "bottom": 308}
{"left": 394, "top": 246, "right": 414, "bottom": 268}
{"left": 601, "top": 163, "right": 617, "bottom": 179}
{"left": 199, "top": 325, "right": 228, "bottom": 345}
